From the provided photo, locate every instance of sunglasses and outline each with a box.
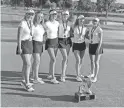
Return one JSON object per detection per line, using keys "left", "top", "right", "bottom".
{"left": 52, "top": 13, "right": 57, "bottom": 15}
{"left": 93, "top": 20, "right": 98, "bottom": 22}
{"left": 79, "top": 18, "right": 85, "bottom": 20}
{"left": 27, "top": 13, "right": 34, "bottom": 16}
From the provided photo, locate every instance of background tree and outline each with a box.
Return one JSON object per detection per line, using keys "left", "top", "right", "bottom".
{"left": 96, "top": 0, "right": 104, "bottom": 13}
{"left": 44, "top": 0, "right": 51, "bottom": 8}
{"left": 97, "top": 0, "right": 116, "bottom": 16}
{"left": 103, "top": 0, "right": 116, "bottom": 17}
{"left": 65, "top": 0, "right": 73, "bottom": 9}
{"left": 50, "top": 2, "right": 57, "bottom": 9}
{"left": 57, "top": 0, "right": 64, "bottom": 9}
{"left": 78, "top": 0, "right": 92, "bottom": 12}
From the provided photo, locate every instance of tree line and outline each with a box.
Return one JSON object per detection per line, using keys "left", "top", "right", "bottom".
{"left": 2, "top": 0, "right": 124, "bottom": 14}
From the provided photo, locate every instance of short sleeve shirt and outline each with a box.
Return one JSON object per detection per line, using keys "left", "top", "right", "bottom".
{"left": 73, "top": 26, "right": 87, "bottom": 43}
{"left": 18, "top": 20, "right": 32, "bottom": 41}
{"left": 32, "top": 24, "right": 45, "bottom": 42}
{"left": 89, "top": 26, "right": 103, "bottom": 44}
{"left": 58, "top": 21, "right": 71, "bottom": 38}
{"left": 45, "top": 20, "right": 59, "bottom": 39}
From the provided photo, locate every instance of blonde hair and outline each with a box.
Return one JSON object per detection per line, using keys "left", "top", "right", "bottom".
{"left": 33, "top": 11, "right": 44, "bottom": 26}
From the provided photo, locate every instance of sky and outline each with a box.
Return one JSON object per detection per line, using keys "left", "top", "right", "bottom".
{"left": 116, "top": 0, "right": 124, "bottom": 4}
{"left": 91, "top": 0, "right": 124, "bottom": 4}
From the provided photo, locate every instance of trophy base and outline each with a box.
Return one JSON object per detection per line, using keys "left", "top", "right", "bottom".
{"left": 75, "top": 92, "right": 95, "bottom": 102}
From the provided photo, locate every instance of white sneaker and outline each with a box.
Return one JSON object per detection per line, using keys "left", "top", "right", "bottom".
{"left": 26, "top": 85, "right": 35, "bottom": 92}
{"left": 90, "top": 77, "right": 97, "bottom": 83}
{"left": 47, "top": 75, "right": 52, "bottom": 79}
{"left": 60, "top": 76, "right": 65, "bottom": 82}
{"left": 80, "top": 75, "right": 84, "bottom": 78}
{"left": 51, "top": 78, "right": 59, "bottom": 84}
{"left": 30, "top": 78, "right": 34, "bottom": 81}
{"left": 21, "top": 80, "right": 33, "bottom": 86}
{"left": 88, "top": 74, "right": 94, "bottom": 78}
{"left": 76, "top": 76, "right": 83, "bottom": 82}
{"left": 33, "top": 78, "right": 45, "bottom": 84}
{"left": 21, "top": 81, "right": 34, "bottom": 92}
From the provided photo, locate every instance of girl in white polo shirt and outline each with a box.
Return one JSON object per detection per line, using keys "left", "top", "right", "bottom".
{"left": 16, "top": 9, "right": 35, "bottom": 92}
{"left": 58, "top": 10, "right": 72, "bottom": 82}
{"left": 72, "top": 15, "right": 88, "bottom": 82}
{"left": 44, "top": 10, "right": 59, "bottom": 84}
{"left": 31, "top": 11, "right": 45, "bottom": 84}
{"left": 88, "top": 17, "right": 103, "bottom": 82}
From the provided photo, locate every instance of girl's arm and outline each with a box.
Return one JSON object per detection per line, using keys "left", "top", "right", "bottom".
{"left": 17, "top": 26, "right": 23, "bottom": 54}
{"left": 70, "top": 26, "right": 74, "bottom": 38}
{"left": 84, "top": 28, "right": 90, "bottom": 40}
{"left": 42, "top": 23, "right": 48, "bottom": 44}
{"left": 96, "top": 29, "right": 103, "bottom": 54}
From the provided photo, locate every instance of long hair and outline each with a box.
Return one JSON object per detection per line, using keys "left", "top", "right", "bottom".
{"left": 33, "top": 11, "right": 43, "bottom": 26}
{"left": 74, "top": 19, "right": 79, "bottom": 28}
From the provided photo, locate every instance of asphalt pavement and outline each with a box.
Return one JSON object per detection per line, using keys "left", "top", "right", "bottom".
{"left": 1, "top": 25, "right": 124, "bottom": 107}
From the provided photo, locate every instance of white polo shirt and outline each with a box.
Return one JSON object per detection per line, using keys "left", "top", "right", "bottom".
{"left": 32, "top": 24, "right": 45, "bottom": 42}
{"left": 73, "top": 26, "right": 87, "bottom": 43}
{"left": 45, "top": 20, "right": 59, "bottom": 39}
{"left": 58, "top": 21, "right": 71, "bottom": 38}
{"left": 89, "top": 26, "right": 103, "bottom": 44}
{"left": 18, "top": 20, "right": 32, "bottom": 41}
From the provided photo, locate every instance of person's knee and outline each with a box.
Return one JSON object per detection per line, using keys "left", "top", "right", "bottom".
{"left": 91, "top": 59, "right": 94, "bottom": 64}
{"left": 95, "top": 60, "right": 99, "bottom": 66}
{"left": 50, "top": 57, "right": 56, "bottom": 63}
{"left": 33, "top": 59, "right": 40, "bottom": 66}
{"left": 76, "top": 59, "right": 80, "bottom": 64}
{"left": 24, "top": 62, "right": 31, "bottom": 68}
{"left": 62, "top": 56, "right": 68, "bottom": 63}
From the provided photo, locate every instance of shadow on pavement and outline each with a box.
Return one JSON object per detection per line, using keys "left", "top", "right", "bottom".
{"left": 1, "top": 71, "right": 77, "bottom": 86}
{"left": 1, "top": 87, "right": 26, "bottom": 92}
{"left": 1, "top": 39, "right": 17, "bottom": 42}
{"left": 1, "top": 71, "right": 22, "bottom": 82}
{"left": 4, "top": 92, "right": 76, "bottom": 103}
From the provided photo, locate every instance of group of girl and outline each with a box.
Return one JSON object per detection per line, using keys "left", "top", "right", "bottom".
{"left": 16, "top": 9, "right": 103, "bottom": 92}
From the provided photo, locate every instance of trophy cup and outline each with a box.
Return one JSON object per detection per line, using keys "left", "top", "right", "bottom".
{"left": 75, "top": 76, "right": 95, "bottom": 102}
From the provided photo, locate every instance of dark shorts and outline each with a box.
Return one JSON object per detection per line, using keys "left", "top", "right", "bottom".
{"left": 16, "top": 40, "right": 33, "bottom": 55}
{"left": 33, "top": 40, "right": 43, "bottom": 54}
{"left": 89, "top": 43, "right": 103, "bottom": 55}
{"left": 58, "top": 37, "right": 72, "bottom": 55}
{"left": 72, "top": 42, "right": 86, "bottom": 52}
{"left": 45, "top": 38, "right": 58, "bottom": 50}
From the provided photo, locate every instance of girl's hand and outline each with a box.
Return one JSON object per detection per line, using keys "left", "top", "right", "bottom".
{"left": 96, "top": 48, "right": 100, "bottom": 55}
{"left": 85, "top": 31, "right": 90, "bottom": 39}
{"left": 78, "top": 36, "right": 82, "bottom": 41}
{"left": 29, "top": 36, "right": 32, "bottom": 41}
{"left": 17, "top": 47, "right": 22, "bottom": 54}
{"left": 43, "top": 32, "right": 47, "bottom": 44}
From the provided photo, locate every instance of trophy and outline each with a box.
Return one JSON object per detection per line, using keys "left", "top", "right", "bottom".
{"left": 75, "top": 76, "right": 95, "bottom": 102}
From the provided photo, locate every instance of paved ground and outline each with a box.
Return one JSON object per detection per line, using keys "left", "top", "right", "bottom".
{"left": 1, "top": 23, "right": 124, "bottom": 107}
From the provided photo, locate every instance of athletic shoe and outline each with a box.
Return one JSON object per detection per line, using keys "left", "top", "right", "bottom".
{"left": 50, "top": 77, "right": 59, "bottom": 84}
{"left": 90, "top": 77, "right": 97, "bottom": 83}
{"left": 47, "top": 75, "right": 52, "bottom": 79}
{"left": 88, "top": 74, "right": 94, "bottom": 78}
{"left": 33, "top": 78, "right": 45, "bottom": 84}
{"left": 21, "top": 80, "right": 34, "bottom": 92}
{"left": 87, "top": 89, "right": 92, "bottom": 94}
{"left": 30, "top": 78, "right": 34, "bottom": 81}
{"left": 76, "top": 76, "right": 83, "bottom": 82}
{"left": 60, "top": 76, "right": 65, "bottom": 82}
{"left": 21, "top": 80, "right": 33, "bottom": 86}
{"left": 80, "top": 75, "right": 84, "bottom": 78}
